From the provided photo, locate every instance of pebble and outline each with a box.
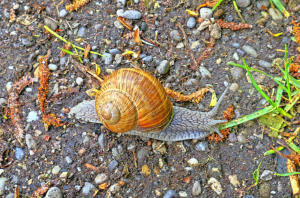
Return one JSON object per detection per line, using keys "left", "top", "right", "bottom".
{"left": 82, "top": 182, "right": 96, "bottom": 196}
{"left": 25, "top": 134, "right": 36, "bottom": 149}
{"left": 142, "top": 55, "right": 153, "bottom": 62}
{"left": 137, "top": 147, "right": 149, "bottom": 165}
{"left": 27, "top": 111, "right": 39, "bottom": 122}
{"left": 187, "top": 17, "right": 196, "bottom": 28}
{"left": 258, "top": 60, "right": 271, "bottom": 68}
{"left": 60, "top": 57, "right": 67, "bottom": 66}
{"left": 259, "top": 182, "right": 271, "bottom": 198}
{"left": 26, "top": 87, "right": 32, "bottom": 92}
{"left": 237, "top": 132, "right": 247, "bottom": 143}
{"left": 199, "top": 8, "right": 212, "bottom": 19}
{"left": 94, "top": 173, "right": 108, "bottom": 184}
{"left": 0, "top": 177, "right": 7, "bottom": 196}
{"left": 15, "top": 147, "right": 25, "bottom": 160}
{"left": 260, "top": 170, "right": 273, "bottom": 181}
{"left": 187, "top": 158, "right": 199, "bottom": 166}
{"left": 0, "top": 98, "right": 6, "bottom": 106}
{"left": 76, "top": 77, "right": 83, "bottom": 86}
{"left": 109, "top": 48, "right": 121, "bottom": 54}
{"left": 98, "top": 133, "right": 105, "bottom": 151}
{"left": 45, "top": 187, "right": 63, "bottom": 198}
{"left": 195, "top": 141, "right": 208, "bottom": 151}
{"left": 109, "top": 183, "right": 121, "bottom": 194}
{"left": 244, "top": 195, "right": 255, "bottom": 198}
{"left": 6, "top": 193, "right": 14, "bottom": 198}
{"left": 59, "top": 9, "right": 68, "bottom": 17}
{"left": 108, "top": 160, "right": 118, "bottom": 172}
{"left": 48, "top": 63, "right": 58, "bottom": 71}
{"left": 236, "top": 49, "right": 245, "bottom": 56}
{"left": 170, "top": 30, "right": 182, "bottom": 41}
{"left": 176, "top": 42, "right": 184, "bottom": 49}
{"left": 52, "top": 165, "right": 61, "bottom": 175}
{"left": 232, "top": 43, "right": 240, "bottom": 48}
{"left": 233, "top": 52, "right": 239, "bottom": 61}
{"left": 163, "top": 190, "right": 177, "bottom": 198}
{"left": 268, "top": 8, "right": 283, "bottom": 21}
{"left": 157, "top": 60, "right": 170, "bottom": 74}
{"left": 242, "top": 45, "right": 258, "bottom": 58}
{"left": 199, "top": 66, "right": 211, "bottom": 78}
{"left": 228, "top": 174, "right": 240, "bottom": 187}
{"left": 65, "top": 156, "right": 73, "bottom": 164}
{"left": 44, "top": 18, "right": 58, "bottom": 30}
{"left": 179, "top": 191, "right": 188, "bottom": 197}
{"left": 114, "top": 20, "right": 124, "bottom": 29}
{"left": 102, "top": 53, "right": 113, "bottom": 65}
{"left": 183, "top": 78, "right": 198, "bottom": 87}
{"left": 257, "top": 0, "right": 269, "bottom": 10}
{"left": 208, "top": 177, "right": 223, "bottom": 195}
{"left": 229, "top": 83, "right": 239, "bottom": 92}
{"left": 77, "top": 26, "right": 86, "bottom": 37}
{"left": 21, "top": 38, "right": 33, "bottom": 47}
{"left": 141, "top": 22, "right": 148, "bottom": 31}
{"left": 236, "top": 0, "right": 251, "bottom": 8}
{"left": 6, "top": 82, "right": 13, "bottom": 92}
{"left": 115, "top": 54, "right": 122, "bottom": 64}
{"left": 120, "top": 10, "right": 142, "bottom": 20}
{"left": 190, "top": 41, "right": 202, "bottom": 51}
{"left": 209, "top": 23, "right": 221, "bottom": 39}
{"left": 192, "top": 181, "right": 202, "bottom": 196}
{"left": 117, "top": 0, "right": 126, "bottom": 7}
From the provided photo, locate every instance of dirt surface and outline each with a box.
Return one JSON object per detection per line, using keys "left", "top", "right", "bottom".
{"left": 0, "top": 0, "right": 299, "bottom": 197}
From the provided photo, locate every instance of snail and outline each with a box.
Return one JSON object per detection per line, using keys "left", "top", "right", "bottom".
{"left": 69, "top": 68, "right": 229, "bottom": 141}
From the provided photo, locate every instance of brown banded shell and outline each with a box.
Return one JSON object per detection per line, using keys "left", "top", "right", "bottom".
{"left": 95, "top": 68, "right": 173, "bottom": 133}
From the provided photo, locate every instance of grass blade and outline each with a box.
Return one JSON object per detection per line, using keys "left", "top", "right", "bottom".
{"left": 275, "top": 172, "right": 300, "bottom": 176}
{"left": 212, "top": 0, "right": 224, "bottom": 11}
{"left": 271, "top": 0, "right": 290, "bottom": 18}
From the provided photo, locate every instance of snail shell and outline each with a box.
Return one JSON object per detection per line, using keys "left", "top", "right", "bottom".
{"left": 95, "top": 68, "right": 173, "bottom": 133}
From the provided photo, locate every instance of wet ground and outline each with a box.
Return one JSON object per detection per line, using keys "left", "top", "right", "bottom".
{"left": 0, "top": 0, "right": 299, "bottom": 197}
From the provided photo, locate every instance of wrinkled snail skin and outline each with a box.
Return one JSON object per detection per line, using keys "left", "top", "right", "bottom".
{"left": 69, "top": 86, "right": 229, "bottom": 142}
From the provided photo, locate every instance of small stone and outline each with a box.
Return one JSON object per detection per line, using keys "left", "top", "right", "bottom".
{"left": 0, "top": 98, "right": 6, "bottom": 106}
{"left": 95, "top": 173, "right": 108, "bottom": 184}
{"left": 109, "top": 183, "right": 121, "bottom": 194}
{"left": 142, "top": 55, "right": 153, "bottom": 62}
{"left": 199, "top": 66, "right": 211, "bottom": 78}
{"left": 268, "top": 8, "right": 283, "bottom": 21}
{"left": 233, "top": 52, "right": 239, "bottom": 61}
{"left": 21, "top": 38, "right": 33, "bottom": 47}
{"left": 209, "top": 23, "right": 221, "bottom": 39}
{"left": 208, "top": 177, "right": 223, "bottom": 195}
{"left": 141, "top": 164, "right": 151, "bottom": 176}
{"left": 25, "top": 87, "right": 32, "bottom": 92}
{"left": 237, "top": 132, "right": 247, "bottom": 143}
{"left": 183, "top": 78, "right": 198, "bottom": 87}
{"left": 242, "top": 45, "right": 258, "bottom": 58}
{"left": 232, "top": 43, "right": 240, "bottom": 48}
{"left": 187, "top": 158, "right": 199, "bottom": 166}
{"left": 117, "top": 0, "right": 126, "bottom": 7}
{"left": 76, "top": 77, "right": 83, "bottom": 86}
{"left": 25, "top": 134, "right": 36, "bottom": 149}
{"left": 163, "top": 190, "right": 177, "bottom": 198}
{"left": 44, "top": 18, "right": 58, "bottom": 31}
{"left": 257, "top": 0, "right": 269, "bottom": 10}
{"left": 6, "top": 82, "right": 13, "bottom": 92}
{"left": 259, "top": 182, "right": 271, "bottom": 198}
{"left": 102, "top": 53, "right": 113, "bottom": 65}
{"left": 236, "top": 0, "right": 251, "bottom": 8}
{"left": 0, "top": 177, "right": 8, "bottom": 196}
{"left": 27, "top": 111, "right": 39, "bottom": 122}
{"left": 45, "top": 187, "right": 62, "bottom": 198}
{"left": 216, "top": 58, "right": 222, "bottom": 64}
{"left": 52, "top": 165, "right": 61, "bottom": 175}
{"left": 195, "top": 141, "right": 208, "bottom": 151}
{"left": 114, "top": 54, "right": 122, "bottom": 64}
{"left": 199, "top": 8, "right": 212, "bottom": 19}
{"left": 120, "top": 10, "right": 142, "bottom": 20}
{"left": 229, "top": 83, "right": 239, "bottom": 92}
{"left": 82, "top": 182, "right": 96, "bottom": 196}
{"left": 192, "top": 181, "right": 201, "bottom": 196}
{"left": 176, "top": 42, "right": 184, "bottom": 49}
{"left": 114, "top": 20, "right": 124, "bottom": 29}
{"left": 170, "top": 30, "right": 182, "bottom": 41}
{"left": 228, "top": 175, "right": 240, "bottom": 187}
{"left": 260, "top": 170, "right": 273, "bottom": 181}
{"left": 187, "top": 17, "right": 196, "bottom": 28}
{"left": 137, "top": 147, "right": 149, "bottom": 165}
{"left": 108, "top": 160, "right": 118, "bottom": 172}
{"left": 98, "top": 133, "right": 105, "bottom": 151}
{"left": 109, "top": 48, "right": 121, "bottom": 54}
{"left": 65, "top": 156, "right": 72, "bottom": 164}
{"left": 6, "top": 193, "right": 14, "bottom": 198}
{"left": 15, "top": 147, "right": 25, "bottom": 160}
{"left": 258, "top": 60, "right": 272, "bottom": 68}
{"left": 0, "top": 169, "right": 3, "bottom": 176}
{"left": 60, "top": 57, "right": 67, "bottom": 66}
{"left": 60, "top": 172, "right": 68, "bottom": 178}
{"left": 179, "top": 191, "right": 188, "bottom": 197}
{"left": 77, "top": 26, "right": 86, "bottom": 37}
{"left": 237, "top": 49, "right": 245, "bottom": 56}
{"left": 190, "top": 41, "right": 202, "bottom": 51}
{"left": 59, "top": 9, "right": 68, "bottom": 17}
{"left": 157, "top": 60, "right": 170, "bottom": 74}
{"left": 48, "top": 64, "right": 58, "bottom": 71}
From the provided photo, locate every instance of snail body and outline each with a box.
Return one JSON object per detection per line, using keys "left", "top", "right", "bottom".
{"left": 69, "top": 68, "right": 229, "bottom": 141}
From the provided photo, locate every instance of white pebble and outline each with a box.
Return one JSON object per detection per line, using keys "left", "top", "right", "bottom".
{"left": 6, "top": 82, "right": 13, "bottom": 92}
{"left": 187, "top": 158, "right": 199, "bottom": 166}
{"left": 48, "top": 63, "right": 58, "bottom": 71}
{"left": 27, "top": 111, "right": 39, "bottom": 122}
{"left": 76, "top": 77, "right": 84, "bottom": 86}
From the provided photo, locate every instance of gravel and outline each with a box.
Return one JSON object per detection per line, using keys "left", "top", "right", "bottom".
{"left": 242, "top": 45, "right": 258, "bottom": 57}
{"left": 170, "top": 30, "right": 182, "bottom": 41}
{"left": 25, "top": 134, "right": 36, "bottom": 150}
{"left": 195, "top": 141, "right": 208, "bottom": 151}
{"left": 199, "top": 8, "right": 212, "bottom": 19}
{"left": 81, "top": 182, "right": 96, "bottom": 196}
{"left": 157, "top": 60, "right": 170, "bottom": 74}
{"left": 77, "top": 26, "right": 86, "bottom": 37}
{"left": 45, "top": 187, "right": 63, "bottom": 198}
{"left": 59, "top": 9, "right": 68, "bottom": 17}
{"left": 108, "top": 160, "right": 119, "bottom": 172}
{"left": 102, "top": 53, "right": 113, "bottom": 65}
{"left": 48, "top": 63, "right": 58, "bottom": 71}
{"left": 236, "top": 0, "right": 251, "bottom": 8}
{"left": 258, "top": 60, "right": 272, "bottom": 68}
{"left": 163, "top": 190, "right": 177, "bottom": 198}
{"left": 187, "top": 17, "right": 196, "bottom": 28}
{"left": 192, "top": 181, "right": 202, "bottom": 196}
{"left": 119, "top": 10, "right": 142, "bottom": 20}
{"left": 0, "top": 177, "right": 7, "bottom": 196}
{"left": 268, "top": 8, "right": 283, "bottom": 21}
{"left": 94, "top": 173, "right": 108, "bottom": 184}
{"left": 15, "top": 147, "right": 25, "bottom": 160}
